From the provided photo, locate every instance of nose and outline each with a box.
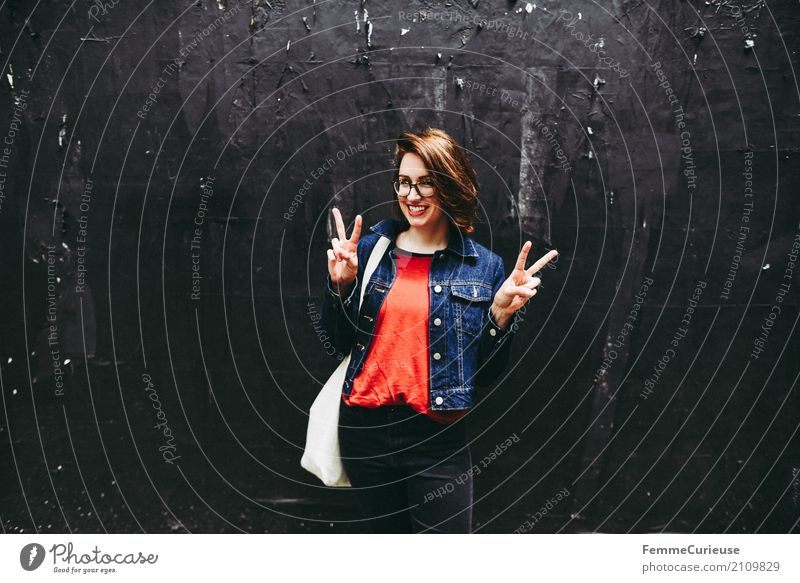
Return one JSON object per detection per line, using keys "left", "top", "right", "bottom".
{"left": 406, "top": 186, "right": 423, "bottom": 202}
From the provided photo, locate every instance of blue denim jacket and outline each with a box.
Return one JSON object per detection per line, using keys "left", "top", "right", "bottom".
{"left": 320, "top": 218, "right": 523, "bottom": 411}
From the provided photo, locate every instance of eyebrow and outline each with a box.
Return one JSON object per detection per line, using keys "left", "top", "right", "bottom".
{"left": 398, "top": 174, "right": 431, "bottom": 179}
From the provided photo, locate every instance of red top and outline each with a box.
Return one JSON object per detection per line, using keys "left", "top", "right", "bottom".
{"left": 343, "top": 246, "right": 467, "bottom": 424}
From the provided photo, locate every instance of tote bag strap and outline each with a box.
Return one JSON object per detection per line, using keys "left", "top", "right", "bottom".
{"left": 356, "top": 235, "right": 391, "bottom": 311}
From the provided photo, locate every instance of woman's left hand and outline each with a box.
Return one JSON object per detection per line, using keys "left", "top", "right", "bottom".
{"left": 491, "top": 242, "right": 559, "bottom": 329}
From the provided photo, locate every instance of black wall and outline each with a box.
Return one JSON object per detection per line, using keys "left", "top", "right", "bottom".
{"left": 0, "top": 0, "right": 798, "bottom": 533}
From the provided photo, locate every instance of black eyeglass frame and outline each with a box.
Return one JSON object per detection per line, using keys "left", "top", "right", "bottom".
{"left": 392, "top": 178, "right": 437, "bottom": 198}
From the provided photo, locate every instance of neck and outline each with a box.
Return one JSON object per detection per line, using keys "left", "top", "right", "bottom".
{"left": 397, "top": 220, "right": 450, "bottom": 254}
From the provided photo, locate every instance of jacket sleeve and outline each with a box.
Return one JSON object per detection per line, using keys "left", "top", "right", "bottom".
{"left": 474, "top": 254, "right": 523, "bottom": 386}
{"left": 319, "top": 240, "right": 365, "bottom": 359}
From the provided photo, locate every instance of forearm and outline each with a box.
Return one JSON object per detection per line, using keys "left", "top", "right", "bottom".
{"left": 474, "top": 305, "right": 522, "bottom": 386}
{"left": 320, "top": 273, "right": 360, "bottom": 356}
{"left": 332, "top": 279, "right": 356, "bottom": 297}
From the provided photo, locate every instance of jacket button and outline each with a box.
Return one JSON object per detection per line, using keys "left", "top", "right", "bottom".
{"left": 433, "top": 352, "right": 441, "bottom": 360}
{"left": 433, "top": 284, "right": 442, "bottom": 293}
{"left": 435, "top": 396, "right": 444, "bottom": 405}
{"left": 489, "top": 328, "right": 497, "bottom": 336}
{"left": 433, "top": 317, "right": 442, "bottom": 326}
{"left": 356, "top": 342, "right": 365, "bottom": 350}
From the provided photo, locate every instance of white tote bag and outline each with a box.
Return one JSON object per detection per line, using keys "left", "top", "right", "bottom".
{"left": 301, "top": 236, "right": 390, "bottom": 487}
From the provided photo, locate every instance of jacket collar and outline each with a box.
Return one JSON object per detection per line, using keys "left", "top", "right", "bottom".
{"left": 369, "top": 218, "right": 478, "bottom": 258}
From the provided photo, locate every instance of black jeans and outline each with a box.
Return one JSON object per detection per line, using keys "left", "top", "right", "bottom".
{"left": 338, "top": 399, "right": 473, "bottom": 533}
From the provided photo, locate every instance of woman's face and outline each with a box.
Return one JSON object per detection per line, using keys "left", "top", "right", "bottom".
{"left": 396, "top": 152, "right": 448, "bottom": 231}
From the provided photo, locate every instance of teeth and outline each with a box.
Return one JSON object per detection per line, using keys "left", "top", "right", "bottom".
{"left": 409, "top": 205, "right": 427, "bottom": 212}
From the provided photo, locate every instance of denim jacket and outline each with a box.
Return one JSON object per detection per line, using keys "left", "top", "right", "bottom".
{"left": 320, "top": 218, "right": 523, "bottom": 411}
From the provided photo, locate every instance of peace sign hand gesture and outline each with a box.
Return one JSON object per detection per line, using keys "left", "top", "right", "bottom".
{"left": 326, "top": 207, "right": 362, "bottom": 294}
{"left": 491, "top": 241, "right": 558, "bottom": 329}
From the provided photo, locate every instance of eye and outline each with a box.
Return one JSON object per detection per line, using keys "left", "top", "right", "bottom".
{"left": 399, "top": 178, "right": 412, "bottom": 186}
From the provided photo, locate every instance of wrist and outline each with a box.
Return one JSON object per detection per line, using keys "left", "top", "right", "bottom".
{"left": 490, "top": 303, "right": 514, "bottom": 331}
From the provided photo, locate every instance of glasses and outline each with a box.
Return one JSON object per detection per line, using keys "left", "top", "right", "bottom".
{"left": 393, "top": 178, "right": 436, "bottom": 198}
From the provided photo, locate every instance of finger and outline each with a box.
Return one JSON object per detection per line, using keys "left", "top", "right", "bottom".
{"left": 331, "top": 238, "right": 353, "bottom": 261}
{"left": 327, "top": 248, "right": 337, "bottom": 269}
{"left": 514, "top": 240, "right": 532, "bottom": 272}
{"left": 349, "top": 214, "right": 362, "bottom": 243}
{"left": 525, "top": 249, "right": 559, "bottom": 276}
{"left": 331, "top": 237, "right": 343, "bottom": 261}
{"left": 332, "top": 207, "right": 346, "bottom": 241}
{"left": 333, "top": 238, "right": 354, "bottom": 263}
{"left": 515, "top": 288, "right": 538, "bottom": 303}
{"left": 508, "top": 285, "right": 536, "bottom": 299}
{"left": 521, "top": 276, "right": 542, "bottom": 289}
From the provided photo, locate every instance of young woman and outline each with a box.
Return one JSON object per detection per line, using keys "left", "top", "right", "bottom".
{"left": 321, "top": 128, "right": 558, "bottom": 533}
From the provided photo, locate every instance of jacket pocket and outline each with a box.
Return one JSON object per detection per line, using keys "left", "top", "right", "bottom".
{"left": 449, "top": 283, "right": 492, "bottom": 337}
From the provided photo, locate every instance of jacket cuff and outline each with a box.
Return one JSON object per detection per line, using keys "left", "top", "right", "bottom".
{"left": 485, "top": 305, "right": 522, "bottom": 340}
{"left": 326, "top": 273, "right": 359, "bottom": 308}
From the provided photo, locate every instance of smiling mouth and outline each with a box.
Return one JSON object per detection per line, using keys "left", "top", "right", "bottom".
{"left": 406, "top": 204, "right": 429, "bottom": 217}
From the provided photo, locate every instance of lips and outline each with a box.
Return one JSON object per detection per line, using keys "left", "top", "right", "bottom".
{"left": 406, "top": 204, "right": 428, "bottom": 217}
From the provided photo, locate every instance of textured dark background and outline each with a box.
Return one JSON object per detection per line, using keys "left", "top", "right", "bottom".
{"left": 0, "top": 0, "right": 798, "bottom": 533}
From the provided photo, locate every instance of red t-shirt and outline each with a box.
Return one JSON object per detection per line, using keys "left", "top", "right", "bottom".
{"left": 342, "top": 246, "right": 467, "bottom": 424}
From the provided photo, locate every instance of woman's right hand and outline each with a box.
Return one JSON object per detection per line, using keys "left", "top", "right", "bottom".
{"left": 326, "top": 207, "right": 362, "bottom": 294}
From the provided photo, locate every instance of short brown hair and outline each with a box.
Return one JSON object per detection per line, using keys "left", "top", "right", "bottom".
{"left": 391, "top": 128, "right": 480, "bottom": 234}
